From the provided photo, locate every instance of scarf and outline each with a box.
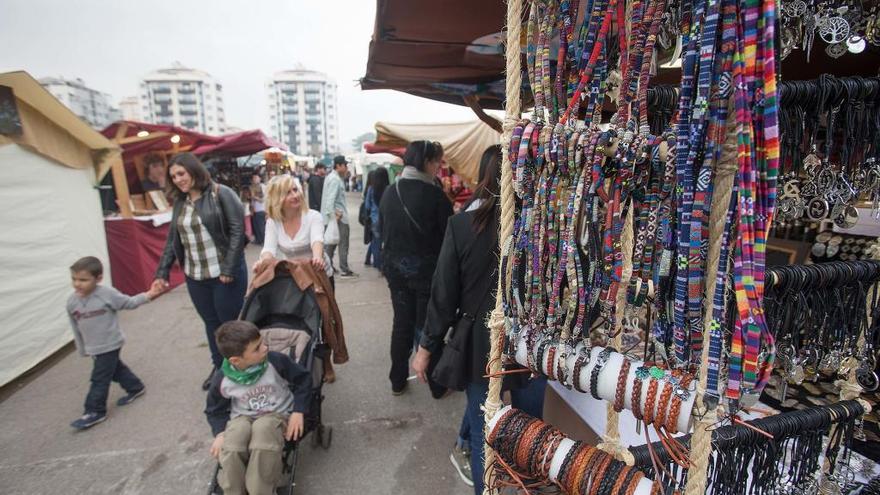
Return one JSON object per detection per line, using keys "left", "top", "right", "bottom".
{"left": 400, "top": 165, "right": 437, "bottom": 185}
{"left": 221, "top": 358, "right": 268, "bottom": 385}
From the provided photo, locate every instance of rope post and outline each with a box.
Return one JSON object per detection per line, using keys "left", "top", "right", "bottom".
{"left": 483, "top": 0, "right": 523, "bottom": 492}
{"left": 597, "top": 204, "right": 635, "bottom": 466}
{"left": 683, "top": 102, "right": 738, "bottom": 495}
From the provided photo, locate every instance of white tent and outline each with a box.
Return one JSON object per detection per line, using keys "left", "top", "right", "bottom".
{"left": 0, "top": 71, "right": 122, "bottom": 386}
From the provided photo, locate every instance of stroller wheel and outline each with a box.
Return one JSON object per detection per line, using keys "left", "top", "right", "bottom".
{"left": 310, "top": 426, "right": 321, "bottom": 448}
{"left": 321, "top": 426, "right": 332, "bottom": 449}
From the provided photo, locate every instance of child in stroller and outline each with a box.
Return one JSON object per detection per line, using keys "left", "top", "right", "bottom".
{"left": 207, "top": 263, "right": 333, "bottom": 495}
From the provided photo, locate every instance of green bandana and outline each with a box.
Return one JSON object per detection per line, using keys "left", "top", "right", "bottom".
{"left": 221, "top": 358, "right": 268, "bottom": 385}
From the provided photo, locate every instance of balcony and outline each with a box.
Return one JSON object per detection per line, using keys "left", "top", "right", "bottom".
{"left": 180, "top": 108, "right": 198, "bottom": 116}
{"left": 152, "top": 86, "right": 171, "bottom": 94}
{"left": 178, "top": 97, "right": 197, "bottom": 105}
{"left": 178, "top": 86, "right": 196, "bottom": 94}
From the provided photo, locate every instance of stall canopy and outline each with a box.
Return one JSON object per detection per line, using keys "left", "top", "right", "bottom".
{"left": 361, "top": 0, "right": 510, "bottom": 110}
{"left": 101, "top": 121, "right": 222, "bottom": 157}
{"left": 367, "top": 120, "right": 500, "bottom": 186}
{"left": 192, "top": 129, "right": 286, "bottom": 157}
{"left": 0, "top": 71, "right": 121, "bottom": 386}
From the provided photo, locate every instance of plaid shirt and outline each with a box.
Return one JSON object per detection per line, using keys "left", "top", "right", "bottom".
{"left": 177, "top": 200, "right": 222, "bottom": 280}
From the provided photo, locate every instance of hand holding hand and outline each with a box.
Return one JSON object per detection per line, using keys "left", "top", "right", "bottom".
{"left": 209, "top": 433, "right": 224, "bottom": 459}
{"left": 146, "top": 284, "right": 164, "bottom": 301}
{"left": 150, "top": 279, "right": 168, "bottom": 294}
{"left": 219, "top": 275, "right": 233, "bottom": 284}
{"left": 411, "top": 347, "right": 431, "bottom": 384}
{"left": 286, "top": 412, "right": 304, "bottom": 441}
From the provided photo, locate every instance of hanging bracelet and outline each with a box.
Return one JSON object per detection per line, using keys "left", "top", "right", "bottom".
{"left": 643, "top": 376, "right": 660, "bottom": 426}
{"left": 614, "top": 358, "right": 632, "bottom": 412}
{"left": 632, "top": 365, "right": 650, "bottom": 420}
{"left": 666, "top": 371, "right": 695, "bottom": 433}
{"left": 590, "top": 347, "right": 616, "bottom": 400}
{"left": 655, "top": 372, "right": 677, "bottom": 429}
{"left": 573, "top": 345, "right": 591, "bottom": 393}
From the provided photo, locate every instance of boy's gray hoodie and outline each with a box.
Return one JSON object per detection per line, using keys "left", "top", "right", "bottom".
{"left": 67, "top": 285, "right": 149, "bottom": 356}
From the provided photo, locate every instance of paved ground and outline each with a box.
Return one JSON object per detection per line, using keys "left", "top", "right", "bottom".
{"left": 0, "top": 193, "right": 471, "bottom": 495}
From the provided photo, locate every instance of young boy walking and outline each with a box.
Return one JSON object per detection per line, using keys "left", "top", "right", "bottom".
{"left": 205, "top": 320, "right": 310, "bottom": 495}
{"left": 67, "top": 256, "right": 163, "bottom": 430}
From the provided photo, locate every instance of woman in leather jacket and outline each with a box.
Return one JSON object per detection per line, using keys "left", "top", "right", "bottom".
{"left": 152, "top": 153, "right": 247, "bottom": 389}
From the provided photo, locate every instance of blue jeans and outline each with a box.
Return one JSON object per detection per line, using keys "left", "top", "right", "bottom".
{"left": 465, "top": 376, "right": 547, "bottom": 495}
{"left": 185, "top": 258, "right": 247, "bottom": 368}
{"left": 251, "top": 211, "right": 266, "bottom": 245}
{"left": 368, "top": 228, "right": 382, "bottom": 271}
{"left": 84, "top": 348, "right": 143, "bottom": 415}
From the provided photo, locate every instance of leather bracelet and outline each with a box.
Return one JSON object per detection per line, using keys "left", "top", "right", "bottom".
{"left": 569, "top": 446, "right": 594, "bottom": 492}
{"left": 612, "top": 465, "right": 631, "bottom": 495}
{"left": 632, "top": 365, "right": 649, "bottom": 419}
{"left": 655, "top": 372, "right": 676, "bottom": 429}
{"left": 598, "top": 461, "right": 623, "bottom": 495}
{"left": 578, "top": 448, "right": 604, "bottom": 494}
{"left": 546, "top": 343, "right": 557, "bottom": 380}
{"left": 666, "top": 371, "right": 695, "bottom": 433}
{"left": 624, "top": 469, "right": 643, "bottom": 495}
{"left": 557, "top": 439, "right": 583, "bottom": 489}
{"left": 590, "top": 347, "right": 616, "bottom": 400}
{"left": 590, "top": 454, "right": 613, "bottom": 495}
{"left": 557, "top": 344, "right": 569, "bottom": 388}
{"left": 614, "top": 358, "right": 632, "bottom": 412}
{"left": 573, "top": 343, "right": 591, "bottom": 393}
{"left": 643, "top": 376, "right": 660, "bottom": 426}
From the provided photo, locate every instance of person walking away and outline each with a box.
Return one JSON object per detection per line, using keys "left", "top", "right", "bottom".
{"left": 307, "top": 163, "right": 326, "bottom": 211}
{"left": 250, "top": 173, "right": 267, "bottom": 245}
{"left": 205, "top": 321, "right": 310, "bottom": 495}
{"left": 153, "top": 152, "right": 248, "bottom": 390}
{"left": 365, "top": 168, "right": 389, "bottom": 271}
{"left": 320, "top": 156, "right": 357, "bottom": 278}
{"left": 411, "top": 147, "right": 547, "bottom": 492}
{"left": 67, "top": 256, "right": 164, "bottom": 429}
{"left": 379, "top": 140, "right": 453, "bottom": 396}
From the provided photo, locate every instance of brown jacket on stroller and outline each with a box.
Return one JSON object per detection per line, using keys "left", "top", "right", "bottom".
{"left": 251, "top": 259, "right": 349, "bottom": 373}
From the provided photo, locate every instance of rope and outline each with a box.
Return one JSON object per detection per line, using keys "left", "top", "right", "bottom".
{"left": 683, "top": 104, "right": 738, "bottom": 495}
{"left": 483, "top": 0, "right": 524, "bottom": 491}
{"left": 598, "top": 200, "right": 635, "bottom": 465}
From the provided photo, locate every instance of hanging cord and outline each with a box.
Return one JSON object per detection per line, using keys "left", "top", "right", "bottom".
{"left": 483, "top": 0, "right": 524, "bottom": 491}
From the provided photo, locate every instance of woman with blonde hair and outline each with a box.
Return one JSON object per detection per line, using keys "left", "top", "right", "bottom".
{"left": 253, "top": 175, "right": 332, "bottom": 279}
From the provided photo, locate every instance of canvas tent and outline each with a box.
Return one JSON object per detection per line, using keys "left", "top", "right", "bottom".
{"left": 0, "top": 71, "right": 122, "bottom": 387}
{"left": 365, "top": 120, "right": 500, "bottom": 186}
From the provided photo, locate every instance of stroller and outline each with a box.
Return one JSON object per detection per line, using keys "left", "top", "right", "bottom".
{"left": 208, "top": 262, "right": 333, "bottom": 495}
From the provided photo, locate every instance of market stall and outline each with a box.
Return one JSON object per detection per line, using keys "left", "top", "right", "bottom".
{"left": 0, "top": 71, "right": 121, "bottom": 386}
{"left": 476, "top": 0, "right": 880, "bottom": 493}
{"left": 366, "top": 120, "right": 500, "bottom": 187}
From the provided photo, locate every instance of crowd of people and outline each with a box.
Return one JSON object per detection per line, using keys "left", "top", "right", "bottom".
{"left": 64, "top": 141, "right": 545, "bottom": 495}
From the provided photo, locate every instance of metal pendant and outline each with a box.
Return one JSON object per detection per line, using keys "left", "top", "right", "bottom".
{"left": 811, "top": 242, "right": 828, "bottom": 257}
{"left": 826, "top": 42, "right": 848, "bottom": 58}
{"left": 819, "top": 16, "right": 851, "bottom": 44}
{"left": 857, "top": 367, "right": 879, "bottom": 391}
{"left": 784, "top": 0, "right": 808, "bottom": 17}
{"left": 847, "top": 35, "right": 867, "bottom": 53}
{"left": 833, "top": 205, "right": 859, "bottom": 229}
{"left": 806, "top": 197, "right": 829, "bottom": 220}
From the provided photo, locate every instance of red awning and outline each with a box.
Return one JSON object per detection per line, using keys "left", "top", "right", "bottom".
{"left": 101, "top": 121, "right": 222, "bottom": 157}
{"left": 191, "top": 129, "right": 287, "bottom": 157}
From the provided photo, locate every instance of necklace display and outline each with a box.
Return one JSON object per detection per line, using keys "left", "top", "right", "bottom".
{"left": 488, "top": 0, "right": 876, "bottom": 492}
{"left": 779, "top": 0, "right": 880, "bottom": 60}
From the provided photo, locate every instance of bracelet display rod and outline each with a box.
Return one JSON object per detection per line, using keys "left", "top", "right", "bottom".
{"left": 511, "top": 331, "right": 697, "bottom": 435}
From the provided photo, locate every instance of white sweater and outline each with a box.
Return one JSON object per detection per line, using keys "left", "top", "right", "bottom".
{"left": 262, "top": 209, "right": 333, "bottom": 277}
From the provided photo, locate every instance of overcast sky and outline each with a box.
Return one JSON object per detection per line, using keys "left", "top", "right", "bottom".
{"left": 0, "top": 0, "right": 480, "bottom": 147}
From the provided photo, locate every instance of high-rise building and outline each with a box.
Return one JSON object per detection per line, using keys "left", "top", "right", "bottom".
{"left": 39, "top": 76, "right": 120, "bottom": 129}
{"left": 118, "top": 96, "right": 142, "bottom": 122}
{"left": 267, "top": 68, "right": 339, "bottom": 156}
{"left": 139, "top": 62, "right": 226, "bottom": 134}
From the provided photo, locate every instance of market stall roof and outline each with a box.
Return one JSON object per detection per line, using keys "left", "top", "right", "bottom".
{"left": 0, "top": 71, "right": 122, "bottom": 180}
{"left": 101, "top": 121, "right": 222, "bottom": 157}
{"left": 368, "top": 120, "right": 500, "bottom": 186}
{"left": 361, "top": 0, "right": 510, "bottom": 110}
{"left": 192, "top": 129, "right": 287, "bottom": 157}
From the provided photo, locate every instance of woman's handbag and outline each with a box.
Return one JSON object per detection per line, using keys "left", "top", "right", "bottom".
{"left": 430, "top": 282, "right": 493, "bottom": 391}
{"left": 324, "top": 219, "right": 340, "bottom": 245}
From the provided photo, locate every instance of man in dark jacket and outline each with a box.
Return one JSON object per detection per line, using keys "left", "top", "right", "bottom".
{"left": 307, "top": 163, "right": 326, "bottom": 211}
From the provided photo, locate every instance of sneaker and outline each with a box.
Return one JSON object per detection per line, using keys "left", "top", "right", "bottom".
{"left": 339, "top": 271, "right": 359, "bottom": 278}
{"left": 116, "top": 388, "right": 145, "bottom": 406}
{"left": 70, "top": 412, "right": 107, "bottom": 430}
{"left": 450, "top": 445, "right": 474, "bottom": 486}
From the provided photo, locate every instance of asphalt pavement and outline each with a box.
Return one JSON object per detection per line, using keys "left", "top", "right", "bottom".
{"left": 0, "top": 192, "right": 470, "bottom": 495}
